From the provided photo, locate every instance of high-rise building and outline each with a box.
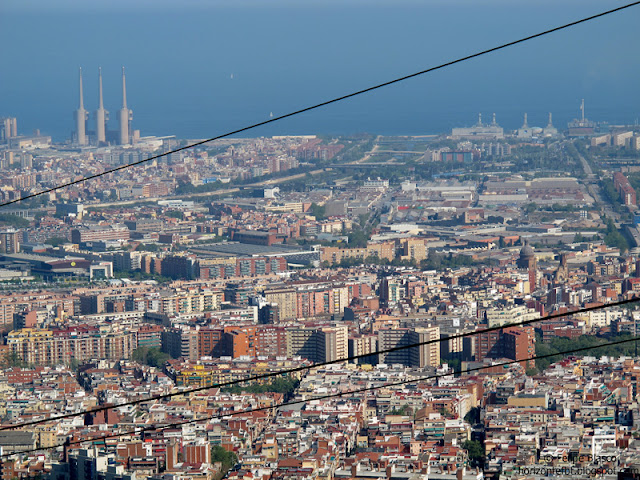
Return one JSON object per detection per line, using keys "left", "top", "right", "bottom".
{"left": 378, "top": 325, "right": 440, "bottom": 368}
{"left": 197, "top": 327, "right": 224, "bottom": 357}
{"left": 348, "top": 334, "right": 378, "bottom": 364}
{"left": 321, "top": 326, "right": 348, "bottom": 362}
{"left": 502, "top": 326, "right": 536, "bottom": 369}
{"left": 476, "top": 325, "right": 536, "bottom": 369}
{"left": 1, "top": 117, "right": 17, "bottom": 142}
{"left": 409, "top": 326, "right": 440, "bottom": 368}
{"left": 400, "top": 238, "right": 427, "bottom": 263}
{"left": 485, "top": 305, "right": 540, "bottom": 328}
{"left": 286, "top": 327, "right": 319, "bottom": 361}
{"left": 380, "top": 277, "right": 404, "bottom": 306}
{"left": 254, "top": 325, "right": 287, "bottom": 357}
{"left": 476, "top": 328, "right": 502, "bottom": 362}
{"left": 439, "top": 330, "right": 465, "bottom": 362}
{"left": 224, "top": 283, "right": 255, "bottom": 306}
{"left": 264, "top": 287, "right": 297, "bottom": 320}
{"left": 286, "top": 326, "right": 348, "bottom": 363}
{"left": 160, "top": 255, "right": 198, "bottom": 280}
{"left": 378, "top": 328, "right": 411, "bottom": 365}
{"left": 0, "top": 229, "right": 20, "bottom": 254}
{"left": 222, "top": 327, "right": 257, "bottom": 358}
{"left": 7, "top": 327, "right": 136, "bottom": 366}
{"left": 71, "top": 225, "right": 130, "bottom": 244}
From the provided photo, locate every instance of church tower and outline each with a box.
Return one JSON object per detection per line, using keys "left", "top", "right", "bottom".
{"left": 555, "top": 253, "right": 569, "bottom": 284}
{"left": 517, "top": 241, "right": 538, "bottom": 290}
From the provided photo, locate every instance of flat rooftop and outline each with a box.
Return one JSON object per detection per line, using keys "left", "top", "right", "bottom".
{"left": 189, "top": 242, "right": 313, "bottom": 258}
{"left": 1, "top": 252, "right": 65, "bottom": 263}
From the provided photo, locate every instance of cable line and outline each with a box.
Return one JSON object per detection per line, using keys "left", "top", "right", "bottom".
{"left": 4, "top": 334, "right": 638, "bottom": 459}
{"left": 1, "top": 1, "right": 638, "bottom": 209}
{"left": 2, "top": 296, "right": 638, "bottom": 432}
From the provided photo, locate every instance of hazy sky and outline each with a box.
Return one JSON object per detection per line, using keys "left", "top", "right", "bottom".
{"left": 2, "top": 0, "right": 639, "bottom": 139}
{"left": 4, "top": 0, "right": 541, "bottom": 11}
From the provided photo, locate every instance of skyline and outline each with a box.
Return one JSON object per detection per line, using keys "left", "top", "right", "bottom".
{"left": 38, "top": 64, "right": 628, "bottom": 145}
{"left": 2, "top": 1, "right": 639, "bottom": 140}
{"left": 4, "top": 3, "right": 640, "bottom": 480}
{"left": 4, "top": 2, "right": 640, "bottom": 476}
{"left": 8, "top": 66, "right": 638, "bottom": 143}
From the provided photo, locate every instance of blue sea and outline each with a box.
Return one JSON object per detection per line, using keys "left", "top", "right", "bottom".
{"left": 2, "top": 0, "right": 640, "bottom": 141}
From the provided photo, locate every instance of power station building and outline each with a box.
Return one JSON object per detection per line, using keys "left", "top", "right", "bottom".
{"left": 74, "top": 67, "right": 135, "bottom": 146}
{"left": 451, "top": 113, "right": 504, "bottom": 140}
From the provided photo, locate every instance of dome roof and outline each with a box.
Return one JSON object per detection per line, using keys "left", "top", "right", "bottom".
{"left": 520, "top": 242, "right": 534, "bottom": 258}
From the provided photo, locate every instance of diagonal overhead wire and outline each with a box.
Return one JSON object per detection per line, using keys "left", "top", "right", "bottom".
{"left": 1, "top": 1, "right": 639, "bottom": 209}
{"left": 4, "top": 333, "right": 638, "bottom": 458}
{"left": 2, "top": 295, "right": 638, "bottom": 431}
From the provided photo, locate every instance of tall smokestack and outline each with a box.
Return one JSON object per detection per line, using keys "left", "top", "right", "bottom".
{"left": 75, "top": 68, "right": 88, "bottom": 146}
{"left": 118, "top": 67, "right": 132, "bottom": 145}
{"left": 121, "top": 66, "right": 127, "bottom": 110}
{"left": 95, "top": 67, "right": 109, "bottom": 144}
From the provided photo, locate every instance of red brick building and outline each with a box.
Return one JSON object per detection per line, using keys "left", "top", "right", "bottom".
{"left": 614, "top": 171, "right": 637, "bottom": 205}
{"left": 476, "top": 325, "right": 536, "bottom": 369}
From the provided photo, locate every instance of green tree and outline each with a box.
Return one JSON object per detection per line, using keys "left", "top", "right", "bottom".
{"left": 222, "top": 376, "right": 299, "bottom": 396}
{"left": 462, "top": 440, "right": 485, "bottom": 466}
{"left": 0, "top": 214, "right": 30, "bottom": 228}
{"left": 211, "top": 445, "right": 238, "bottom": 479}
{"left": 601, "top": 179, "right": 623, "bottom": 213}
{"left": 45, "top": 237, "right": 68, "bottom": 247}
{"left": 309, "top": 203, "right": 326, "bottom": 220}
{"left": 131, "top": 347, "right": 170, "bottom": 368}
{"left": 3, "top": 351, "right": 26, "bottom": 368}
{"left": 463, "top": 407, "right": 480, "bottom": 425}
{"left": 388, "top": 405, "right": 413, "bottom": 416}
{"left": 535, "top": 332, "right": 640, "bottom": 371}
{"left": 603, "top": 218, "right": 629, "bottom": 252}
{"left": 421, "top": 253, "right": 478, "bottom": 270}
{"left": 443, "top": 358, "right": 461, "bottom": 373}
{"left": 137, "top": 243, "right": 160, "bottom": 252}
{"left": 347, "top": 229, "right": 369, "bottom": 248}
{"left": 67, "top": 358, "right": 80, "bottom": 372}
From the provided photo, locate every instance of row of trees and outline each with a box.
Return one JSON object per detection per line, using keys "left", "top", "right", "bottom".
{"left": 601, "top": 178, "right": 624, "bottom": 214}
{"left": 0, "top": 214, "right": 30, "bottom": 228}
{"left": 320, "top": 251, "right": 481, "bottom": 270}
{"left": 603, "top": 218, "right": 629, "bottom": 253}
{"left": 222, "top": 376, "right": 299, "bottom": 396}
{"left": 131, "top": 347, "right": 171, "bottom": 367}
{"left": 535, "top": 332, "right": 640, "bottom": 371}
